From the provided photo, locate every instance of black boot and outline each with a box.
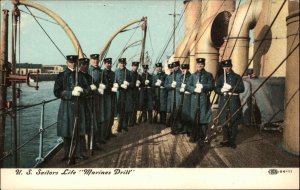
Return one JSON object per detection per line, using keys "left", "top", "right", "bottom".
{"left": 148, "top": 111, "right": 153, "bottom": 124}
{"left": 160, "top": 112, "right": 166, "bottom": 124}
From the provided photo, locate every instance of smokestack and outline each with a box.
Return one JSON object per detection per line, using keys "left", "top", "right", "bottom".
{"left": 194, "top": 0, "right": 235, "bottom": 76}
{"left": 283, "top": 1, "right": 299, "bottom": 155}
{"left": 174, "top": 0, "right": 201, "bottom": 67}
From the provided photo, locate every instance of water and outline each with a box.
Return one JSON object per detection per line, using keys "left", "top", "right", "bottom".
{"left": 4, "top": 81, "right": 60, "bottom": 168}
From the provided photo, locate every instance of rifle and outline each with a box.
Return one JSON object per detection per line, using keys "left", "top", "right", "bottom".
{"left": 108, "top": 91, "right": 116, "bottom": 136}
{"left": 189, "top": 92, "right": 200, "bottom": 143}
{"left": 189, "top": 73, "right": 202, "bottom": 143}
{"left": 131, "top": 72, "right": 140, "bottom": 125}
{"left": 68, "top": 56, "right": 80, "bottom": 165}
{"left": 117, "top": 69, "right": 127, "bottom": 132}
{"left": 171, "top": 73, "right": 186, "bottom": 134}
{"left": 153, "top": 84, "right": 160, "bottom": 123}
{"left": 167, "top": 72, "right": 176, "bottom": 127}
{"left": 205, "top": 69, "right": 231, "bottom": 143}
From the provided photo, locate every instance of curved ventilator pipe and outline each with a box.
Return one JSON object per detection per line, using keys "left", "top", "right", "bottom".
{"left": 99, "top": 17, "right": 147, "bottom": 62}
{"left": 13, "top": 0, "right": 84, "bottom": 58}
{"left": 222, "top": 0, "right": 263, "bottom": 75}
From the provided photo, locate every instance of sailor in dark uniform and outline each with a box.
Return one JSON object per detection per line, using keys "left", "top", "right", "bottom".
{"left": 129, "top": 61, "right": 141, "bottom": 126}
{"left": 101, "top": 58, "right": 117, "bottom": 140}
{"left": 164, "top": 61, "right": 182, "bottom": 127}
{"left": 114, "top": 58, "right": 133, "bottom": 132}
{"left": 88, "top": 54, "right": 105, "bottom": 145}
{"left": 214, "top": 59, "right": 245, "bottom": 148}
{"left": 187, "top": 58, "right": 214, "bottom": 143}
{"left": 152, "top": 62, "right": 167, "bottom": 124}
{"left": 175, "top": 63, "right": 192, "bottom": 134}
{"left": 54, "top": 55, "right": 89, "bottom": 161}
{"left": 78, "top": 57, "right": 97, "bottom": 152}
{"left": 139, "top": 64, "right": 153, "bottom": 123}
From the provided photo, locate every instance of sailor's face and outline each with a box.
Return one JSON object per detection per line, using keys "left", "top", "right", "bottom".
{"left": 169, "top": 67, "right": 174, "bottom": 73}
{"left": 196, "top": 63, "right": 204, "bottom": 71}
{"left": 132, "top": 65, "right": 138, "bottom": 71}
{"left": 223, "top": 67, "right": 231, "bottom": 73}
{"left": 80, "top": 64, "right": 89, "bottom": 72}
{"left": 91, "top": 58, "right": 99, "bottom": 67}
{"left": 67, "top": 61, "right": 76, "bottom": 70}
{"left": 105, "top": 62, "right": 111, "bottom": 70}
{"left": 182, "top": 69, "right": 187, "bottom": 74}
{"left": 118, "top": 62, "right": 125, "bottom": 69}
{"left": 174, "top": 66, "right": 179, "bottom": 71}
{"left": 156, "top": 67, "right": 162, "bottom": 72}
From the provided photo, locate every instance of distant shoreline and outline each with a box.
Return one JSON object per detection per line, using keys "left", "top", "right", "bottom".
{"left": 30, "top": 73, "right": 58, "bottom": 81}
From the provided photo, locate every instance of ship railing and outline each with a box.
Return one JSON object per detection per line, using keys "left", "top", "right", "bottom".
{"left": 1, "top": 98, "right": 61, "bottom": 167}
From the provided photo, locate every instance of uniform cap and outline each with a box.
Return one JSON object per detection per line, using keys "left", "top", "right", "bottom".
{"left": 196, "top": 58, "right": 205, "bottom": 64}
{"left": 168, "top": 63, "right": 174, "bottom": 69}
{"left": 142, "top": 64, "right": 149, "bottom": 69}
{"left": 155, "top": 62, "right": 162, "bottom": 67}
{"left": 79, "top": 58, "right": 90, "bottom": 66}
{"left": 181, "top": 64, "right": 189, "bottom": 69}
{"left": 132, "top": 61, "right": 140, "bottom": 66}
{"left": 66, "top": 55, "right": 78, "bottom": 63}
{"left": 221, "top": 59, "right": 232, "bottom": 67}
{"left": 118, "top": 58, "right": 126, "bottom": 64}
{"left": 90, "top": 54, "right": 99, "bottom": 59}
{"left": 104, "top": 57, "right": 112, "bottom": 64}
{"left": 172, "top": 61, "right": 180, "bottom": 67}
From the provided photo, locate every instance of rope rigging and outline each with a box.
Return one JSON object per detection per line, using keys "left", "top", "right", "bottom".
{"left": 155, "top": 1, "right": 188, "bottom": 64}
{"left": 24, "top": 5, "right": 66, "bottom": 59}
{"left": 19, "top": 9, "right": 59, "bottom": 25}
{"left": 110, "top": 22, "right": 142, "bottom": 69}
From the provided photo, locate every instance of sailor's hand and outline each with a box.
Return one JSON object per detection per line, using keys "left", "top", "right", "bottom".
{"left": 74, "top": 86, "right": 83, "bottom": 93}
{"left": 123, "top": 81, "right": 129, "bottom": 86}
{"left": 155, "top": 81, "right": 160, "bottom": 86}
{"left": 72, "top": 90, "right": 81, "bottom": 96}
{"left": 121, "top": 84, "right": 128, "bottom": 89}
{"left": 196, "top": 83, "right": 203, "bottom": 89}
{"left": 136, "top": 80, "right": 141, "bottom": 87}
{"left": 171, "top": 81, "right": 176, "bottom": 88}
{"left": 99, "top": 83, "right": 106, "bottom": 90}
{"left": 221, "top": 87, "right": 229, "bottom": 93}
{"left": 111, "top": 87, "right": 118, "bottom": 92}
{"left": 223, "top": 83, "right": 232, "bottom": 90}
{"left": 113, "top": 83, "right": 119, "bottom": 88}
{"left": 194, "top": 87, "right": 202, "bottom": 93}
{"left": 145, "top": 79, "right": 150, "bottom": 85}
{"left": 90, "top": 84, "right": 97, "bottom": 91}
{"left": 98, "top": 88, "right": 104, "bottom": 95}
{"left": 180, "top": 87, "right": 185, "bottom": 93}
{"left": 181, "top": 83, "right": 186, "bottom": 88}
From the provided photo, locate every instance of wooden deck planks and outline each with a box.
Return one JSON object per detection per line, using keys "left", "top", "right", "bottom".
{"left": 43, "top": 121, "right": 299, "bottom": 168}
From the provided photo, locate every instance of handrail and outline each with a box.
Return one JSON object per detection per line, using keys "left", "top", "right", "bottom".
{"left": 0, "top": 98, "right": 60, "bottom": 167}
{"left": 0, "top": 98, "right": 59, "bottom": 117}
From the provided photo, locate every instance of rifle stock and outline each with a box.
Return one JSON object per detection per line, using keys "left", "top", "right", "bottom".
{"left": 189, "top": 93, "right": 200, "bottom": 143}
{"left": 108, "top": 92, "right": 116, "bottom": 137}
{"left": 153, "top": 86, "right": 160, "bottom": 123}
{"left": 68, "top": 97, "right": 80, "bottom": 165}
{"left": 171, "top": 91, "right": 184, "bottom": 134}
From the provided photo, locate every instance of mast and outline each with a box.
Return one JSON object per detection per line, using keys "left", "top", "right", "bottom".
{"left": 0, "top": 9, "right": 9, "bottom": 168}
{"left": 169, "top": 0, "right": 180, "bottom": 54}
{"left": 140, "top": 17, "right": 147, "bottom": 65}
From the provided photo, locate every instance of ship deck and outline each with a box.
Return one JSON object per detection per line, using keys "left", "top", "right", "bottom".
{"left": 43, "top": 120, "right": 299, "bottom": 168}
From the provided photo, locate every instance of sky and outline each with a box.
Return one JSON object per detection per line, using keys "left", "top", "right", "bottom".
{"left": 1, "top": 0, "right": 186, "bottom": 70}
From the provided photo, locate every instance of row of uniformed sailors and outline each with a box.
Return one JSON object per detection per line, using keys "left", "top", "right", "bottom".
{"left": 54, "top": 53, "right": 244, "bottom": 162}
